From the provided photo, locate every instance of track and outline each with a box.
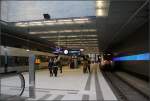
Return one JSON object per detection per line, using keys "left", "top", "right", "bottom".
{"left": 102, "top": 71, "right": 149, "bottom": 101}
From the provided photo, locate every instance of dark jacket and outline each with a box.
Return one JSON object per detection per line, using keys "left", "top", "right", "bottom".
{"left": 48, "top": 61, "right": 53, "bottom": 68}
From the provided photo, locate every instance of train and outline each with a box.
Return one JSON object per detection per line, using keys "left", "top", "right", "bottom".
{"left": 0, "top": 46, "right": 57, "bottom": 73}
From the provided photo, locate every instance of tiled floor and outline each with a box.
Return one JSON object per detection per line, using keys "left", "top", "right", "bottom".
{"left": 1, "top": 64, "right": 117, "bottom": 100}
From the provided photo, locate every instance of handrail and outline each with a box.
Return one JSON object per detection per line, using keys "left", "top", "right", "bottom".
{"left": 17, "top": 72, "right": 25, "bottom": 96}
{"left": 0, "top": 71, "right": 25, "bottom": 96}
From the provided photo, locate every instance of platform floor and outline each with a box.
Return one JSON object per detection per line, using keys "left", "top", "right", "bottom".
{"left": 1, "top": 64, "right": 117, "bottom": 100}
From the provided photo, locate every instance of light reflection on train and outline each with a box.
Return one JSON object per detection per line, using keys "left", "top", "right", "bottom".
{"left": 0, "top": 46, "right": 70, "bottom": 73}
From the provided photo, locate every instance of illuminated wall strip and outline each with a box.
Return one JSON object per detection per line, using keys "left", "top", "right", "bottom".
{"left": 113, "top": 53, "right": 150, "bottom": 61}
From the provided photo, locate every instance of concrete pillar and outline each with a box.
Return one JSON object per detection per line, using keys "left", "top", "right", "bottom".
{"left": 29, "top": 54, "right": 36, "bottom": 98}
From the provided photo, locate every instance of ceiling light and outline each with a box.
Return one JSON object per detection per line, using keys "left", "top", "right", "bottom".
{"left": 44, "top": 22, "right": 55, "bottom": 25}
{"left": 80, "top": 49, "right": 84, "bottom": 51}
{"left": 64, "top": 30, "right": 72, "bottom": 33}
{"left": 63, "top": 21, "right": 74, "bottom": 24}
{"left": 49, "top": 39, "right": 98, "bottom": 41}
{"left": 58, "top": 19, "right": 72, "bottom": 22}
{"left": 15, "top": 22, "right": 28, "bottom": 27}
{"left": 73, "top": 30, "right": 80, "bottom": 33}
{"left": 30, "top": 29, "right": 96, "bottom": 34}
{"left": 96, "top": 9, "right": 105, "bottom": 16}
{"left": 29, "top": 21, "right": 43, "bottom": 26}
{"left": 49, "top": 31, "right": 58, "bottom": 33}
{"left": 75, "top": 20, "right": 91, "bottom": 24}
{"left": 43, "top": 20, "right": 56, "bottom": 23}
{"left": 73, "top": 18, "right": 89, "bottom": 21}
{"left": 26, "top": 49, "right": 30, "bottom": 52}
{"left": 96, "top": 1, "right": 104, "bottom": 8}
{"left": 40, "top": 34, "right": 97, "bottom": 38}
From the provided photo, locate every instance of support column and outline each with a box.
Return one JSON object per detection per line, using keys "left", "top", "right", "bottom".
{"left": 29, "top": 54, "right": 36, "bottom": 98}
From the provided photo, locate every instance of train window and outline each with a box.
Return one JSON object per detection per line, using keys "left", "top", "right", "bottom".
{"left": 7, "top": 56, "right": 29, "bottom": 66}
{"left": 16, "top": 57, "right": 29, "bottom": 66}
{"left": 0, "top": 56, "right": 5, "bottom": 67}
{"left": 37, "top": 55, "right": 48, "bottom": 62}
{"left": 7, "top": 56, "right": 15, "bottom": 66}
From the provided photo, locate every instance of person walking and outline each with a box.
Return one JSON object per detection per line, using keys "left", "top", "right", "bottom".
{"left": 48, "top": 58, "right": 53, "bottom": 77}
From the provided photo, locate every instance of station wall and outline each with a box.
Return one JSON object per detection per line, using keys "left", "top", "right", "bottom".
{"left": 111, "top": 23, "right": 149, "bottom": 80}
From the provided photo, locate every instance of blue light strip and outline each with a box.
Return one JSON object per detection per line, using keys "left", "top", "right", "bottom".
{"left": 113, "top": 53, "right": 150, "bottom": 61}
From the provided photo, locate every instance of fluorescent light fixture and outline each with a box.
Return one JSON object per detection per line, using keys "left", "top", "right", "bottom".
{"left": 96, "top": 1, "right": 103, "bottom": 7}
{"left": 96, "top": 0, "right": 109, "bottom": 17}
{"left": 26, "top": 49, "right": 30, "bottom": 52}
{"left": 58, "top": 19, "right": 72, "bottom": 22}
{"left": 15, "top": 17, "right": 93, "bottom": 27}
{"left": 49, "top": 31, "right": 58, "bottom": 33}
{"left": 75, "top": 20, "right": 91, "bottom": 24}
{"left": 58, "top": 42, "right": 98, "bottom": 44}
{"left": 15, "top": 22, "right": 28, "bottom": 27}
{"left": 59, "top": 30, "right": 65, "bottom": 33}
{"left": 96, "top": 1, "right": 107, "bottom": 9}
{"left": 48, "top": 39, "right": 98, "bottom": 42}
{"left": 80, "top": 49, "right": 84, "bottom": 51}
{"left": 88, "top": 29, "right": 97, "bottom": 31}
{"left": 29, "top": 29, "right": 96, "bottom": 34}
{"left": 44, "top": 22, "right": 55, "bottom": 25}
{"left": 29, "top": 31, "right": 58, "bottom": 34}
{"left": 29, "top": 21, "right": 43, "bottom": 26}
{"left": 64, "top": 30, "right": 72, "bottom": 33}
{"left": 54, "top": 40, "right": 98, "bottom": 42}
{"left": 86, "top": 35, "right": 97, "bottom": 37}
{"left": 29, "top": 21, "right": 42, "bottom": 24}
{"left": 40, "top": 36, "right": 57, "bottom": 38}
{"left": 55, "top": 41, "right": 98, "bottom": 44}
{"left": 73, "top": 18, "right": 89, "bottom": 21}
{"left": 73, "top": 30, "right": 81, "bottom": 33}
{"left": 43, "top": 20, "right": 56, "bottom": 23}
{"left": 63, "top": 21, "right": 74, "bottom": 24}
{"left": 96, "top": 9, "right": 105, "bottom": 16}
{"left": 40, "top": 35, "right": 97, "bottom": 38}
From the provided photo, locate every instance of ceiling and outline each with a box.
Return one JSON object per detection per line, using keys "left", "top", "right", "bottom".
{"left": 11, "top": 17, "right": 99, "bottom": 53}
{"left": 96, "top": 0, "right": 149, "bottom": 50}
{"left": 0, "top": 0, "right": 149, "bottom": 54}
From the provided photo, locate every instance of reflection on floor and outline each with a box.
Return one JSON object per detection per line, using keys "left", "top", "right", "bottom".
{"left": 1, "top": 64, "right": 117, "bottom": 100}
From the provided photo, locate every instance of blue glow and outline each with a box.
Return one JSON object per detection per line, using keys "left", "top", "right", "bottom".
{"left": 113, "top": 53, "right": 150, "bottom": 61}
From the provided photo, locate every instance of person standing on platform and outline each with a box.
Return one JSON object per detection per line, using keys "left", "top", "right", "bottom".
{"left": 86, "top": 55, "right": 91, "bottom": 73}
{"left": 53, "top": 57, "right": 58, "bottom": 77}
{"left": 83, "top": 56, "right": 87, "bottom": 73}
{"left": 83, "top": 55, "right": 91, "bottom": 73}
{"left": 48, "top": 58, "right": 53, "bottom": 77}
{"left": 59, "top": 57, "right": 63, "bottom": 73}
